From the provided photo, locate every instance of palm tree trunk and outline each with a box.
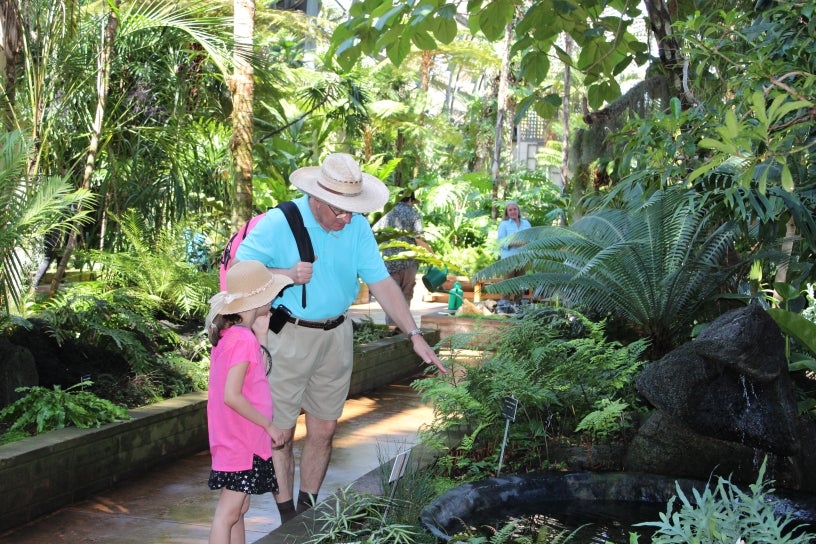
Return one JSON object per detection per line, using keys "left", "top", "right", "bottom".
{"left": 642, "top": 0, "right": 691, "bottom": 107}
{"left": 773, "top": 217, "right": 797, "bottom": 295}
{"left": 49, "top": 2, "right": 118, "bottom": 295}
{"left": 231, "top": 0, "right": 255, "bottom": 227}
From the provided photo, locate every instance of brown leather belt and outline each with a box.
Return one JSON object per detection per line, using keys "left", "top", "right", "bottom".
{"left": 286, "top": 314, "right": 346, "bottom": 330}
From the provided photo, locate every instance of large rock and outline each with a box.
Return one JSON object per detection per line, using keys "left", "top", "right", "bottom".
{"left": 636, "top": 342, "right": 800, "bottom": 455}
{"left": 630, "top": 304, "right": 816, "bottom": 492}
{"left": 693, "top": 304, "right": 787, "bottom": 381}
{"left": 624, "top": 411, "right": 802, "bottom": 488}
{"left": 0, "top": 337, "right": 38, "bottom": 408}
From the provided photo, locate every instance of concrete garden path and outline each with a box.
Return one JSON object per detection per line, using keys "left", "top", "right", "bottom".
{"left": 0, "top": 283, "right": 447, "bottom": 544}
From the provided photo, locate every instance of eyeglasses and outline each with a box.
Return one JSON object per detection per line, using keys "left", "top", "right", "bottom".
{"left": 322, "top": 201, "right": 353, "bottom": 219}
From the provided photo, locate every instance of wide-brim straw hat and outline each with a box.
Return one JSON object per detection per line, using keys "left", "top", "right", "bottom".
{"left": 290, "top": 153, "right": 389, "bottom": 213}
{"left": 206, "top": 261, "right": 292, "bottom": 329}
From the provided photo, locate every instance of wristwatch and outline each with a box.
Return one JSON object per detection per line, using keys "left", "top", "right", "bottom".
{"left": 407, "top": 328, "right": 424, "bottom": 338}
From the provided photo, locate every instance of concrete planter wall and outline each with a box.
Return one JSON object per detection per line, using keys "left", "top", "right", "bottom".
{"left": 0, "top": 392, "right": 208, "bottom": 533}
{"left": 0, "top": 332, "right": 436, "bottom": 533}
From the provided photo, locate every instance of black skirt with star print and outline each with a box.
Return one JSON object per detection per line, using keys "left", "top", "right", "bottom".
{"left": 208, "top": 454, "right": 278, "bottom": 495}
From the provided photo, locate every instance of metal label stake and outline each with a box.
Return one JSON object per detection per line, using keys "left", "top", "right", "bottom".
{"left": 497, "top": 395, "right": 518, "bottom": 476}
{"left": 383, "top": 449, "right": 411, "bottom": 523}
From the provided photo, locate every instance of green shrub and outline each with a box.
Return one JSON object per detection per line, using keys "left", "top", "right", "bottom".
{"left": 29, "top": 285, "right": 207, "bottom": 406}
{"left": 353, "top": 315, "right": 396, "bottom": 346}
{"left": 303, "top": 485, "right": 424, "bottom": 544}
{"left": 0, "top": 382, "right": 130, "bottom": 442}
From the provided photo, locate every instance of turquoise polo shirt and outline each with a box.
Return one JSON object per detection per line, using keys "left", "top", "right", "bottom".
{"left": 235, "top": 195, "right": 388, "bottom": 320}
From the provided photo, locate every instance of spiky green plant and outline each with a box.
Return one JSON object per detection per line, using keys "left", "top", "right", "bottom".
{"left": 478, "top": 188, "right": 739, "bottom": 357}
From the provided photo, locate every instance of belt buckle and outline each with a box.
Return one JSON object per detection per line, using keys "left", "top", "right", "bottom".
{"left": 323, "top": 315, "right": 344, "bottom": 330}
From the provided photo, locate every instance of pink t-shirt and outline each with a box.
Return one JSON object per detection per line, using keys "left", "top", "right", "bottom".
{"left": 207, "top": 326, "right": 273, "bottom": 471}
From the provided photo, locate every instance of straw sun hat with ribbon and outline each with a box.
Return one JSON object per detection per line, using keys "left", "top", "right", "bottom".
{"left": 205, "top": 260, "right": 292, "bottom": 331}
{"left": 290, "top": 153, "right": 389, "bottom": 214}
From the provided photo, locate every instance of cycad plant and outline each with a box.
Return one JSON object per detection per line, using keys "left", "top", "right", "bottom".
{"left": 477, "top": 188, "right": 740, "bottom": 357}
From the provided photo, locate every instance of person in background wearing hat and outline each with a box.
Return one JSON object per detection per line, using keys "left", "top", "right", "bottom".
{"left": 234, "top": 153, "right": 447, "bottom": 524}
{"left": 204, "top": 260, "right": 293, "bottom": 544}
{"left": 373, "top": 191, "right": 431, "bottom": 330}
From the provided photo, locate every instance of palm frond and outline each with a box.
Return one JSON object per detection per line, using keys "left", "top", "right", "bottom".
{"left": 115, "top": 1, "right": 232, "bottom": 76}
{"left": 0, "top": 131, "right": 97, "bottom": 312}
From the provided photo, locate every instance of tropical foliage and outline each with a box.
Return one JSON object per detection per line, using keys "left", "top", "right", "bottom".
{"left": 414, "top": 307, "right": 648, "bottom": 479}
{"left": 477, "top": 188, "right": 740, "bottom": 356}
{"left": 641, "top": 459, "right": 812, "bottom": 544}
{"left": 0, "top": 132, "right": 96, "bottom": 313}
{"left": 0, "top": 382, "right": 129, "bottom": 438}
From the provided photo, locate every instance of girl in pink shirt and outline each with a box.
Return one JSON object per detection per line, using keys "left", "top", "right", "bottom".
{"left": 205, "top": 260, "right": 292, "bottom": 544}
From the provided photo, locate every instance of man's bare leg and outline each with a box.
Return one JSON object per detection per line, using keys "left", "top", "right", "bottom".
{"left": 271, "top": 427, "right": 296, "bottom": 523}
{"left": 297, "top": 412, "right": 337, "bottom": 510}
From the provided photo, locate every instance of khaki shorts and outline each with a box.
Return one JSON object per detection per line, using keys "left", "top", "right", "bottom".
{"left": 266, "top": 318, "right": 353, "bottom": 429}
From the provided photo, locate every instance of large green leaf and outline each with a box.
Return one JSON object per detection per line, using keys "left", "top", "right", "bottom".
{"left": 478, "top": 2, "right": 514, "bottom": 41}
{"left": 767, "top": 308, "right": 816, "bottom": 357}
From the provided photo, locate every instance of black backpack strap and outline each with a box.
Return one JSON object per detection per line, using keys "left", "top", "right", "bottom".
{"left": 277, "top": 201, "right": 314, "bottom": 308}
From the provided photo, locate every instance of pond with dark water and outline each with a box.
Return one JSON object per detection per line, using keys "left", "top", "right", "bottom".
{"left": 463, "top": 499, "right": 664, "bottom": 543}
{"left": 420, "top": 471, "right": 816, "bottom": 543}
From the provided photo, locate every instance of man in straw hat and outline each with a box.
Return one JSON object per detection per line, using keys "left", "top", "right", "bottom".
{"left": 235, "top": 153, "right": 446, "bottom": 524}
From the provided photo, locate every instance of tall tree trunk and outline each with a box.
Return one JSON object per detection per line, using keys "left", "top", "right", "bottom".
{"left": 490, "top": 19, "right": 513, "bottom": 220}
{"left": 774, "top": 217, "right": 798, "bottom": 296}
{"left": 0, "top": 0, "right": 21, "bottom": 128}
{"left": 642, "top": 0, "right": 690, "bottom": 107}
{"left": 560, "top": 33, "right": 572, "bottom": 220}
{"left": 394, "top": 129, "right": 405, "bottom": 186}
{"left": 231, "top": 0, "right": 255, "bottom": 227}
{"left": 411, "top": 49, "right": 435, "bottom": 180}
{"left": 50, "top": 3, "right": 118, "bottom": 294}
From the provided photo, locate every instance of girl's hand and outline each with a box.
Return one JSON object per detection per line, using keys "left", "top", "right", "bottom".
{"left": 252, "top": 313, "right": 270, "bottom": 342}
{"left": 267, "top": 422, "right": 286, "bottom": 450}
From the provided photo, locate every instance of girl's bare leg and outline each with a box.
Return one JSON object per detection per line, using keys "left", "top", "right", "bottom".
{"left": 210, "top": 489, "right": 250, "bottom": 544}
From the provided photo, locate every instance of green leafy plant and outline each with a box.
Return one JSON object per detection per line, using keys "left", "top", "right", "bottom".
{"left": 0, "top": 130, "right": 96, "bottom": 313}
{"left": 415, "top": 307, "right": 648, "bottom": 480}
{"left": 574, "top": 398, "right": 631, "bottom": 443}
{"left": 640, "top": 459, "right": 811, "bottom": 544}
{"left": 83, "top": 210, "right": 217, "bottom": 321}
{"left": 28, "top": 284, "right": 207, "bottom": 406}
{"left": 303, "top": 485, "right": 421, "bottom": 544}
{"left": 0, "top": 382, "right": 129, "bottom": 440}
{"left": 352, "top": 316, "right": 396, "bottom": 346}
{"left": 448, "top": 518, "right": 588, "bottom": 543}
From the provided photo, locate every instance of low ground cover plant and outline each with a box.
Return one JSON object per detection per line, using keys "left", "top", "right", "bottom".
{"left": 0, "top": 382, "right": 129, "bottom": 444}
